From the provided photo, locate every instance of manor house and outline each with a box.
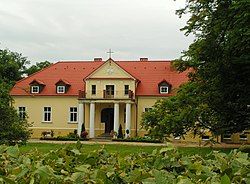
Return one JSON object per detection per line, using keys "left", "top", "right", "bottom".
{"left": 10, "top": 58, "right": 249, "bottom": 143}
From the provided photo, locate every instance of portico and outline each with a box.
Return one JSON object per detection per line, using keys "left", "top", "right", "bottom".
{"left": 77, "top": 100, "right": 134, "bottom": 138}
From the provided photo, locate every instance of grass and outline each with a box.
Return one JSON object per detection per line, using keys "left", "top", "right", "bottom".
{"left": 19, "top": 143, "right": 235, "bottom": 157}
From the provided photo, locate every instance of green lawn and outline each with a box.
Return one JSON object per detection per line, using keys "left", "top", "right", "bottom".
{"left": 19, "top": 143, "right": 234, "bottom": 157}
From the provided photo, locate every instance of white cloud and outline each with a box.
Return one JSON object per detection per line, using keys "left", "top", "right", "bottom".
{"left": 0, "top": 0, "right": 193, "bottom": 64}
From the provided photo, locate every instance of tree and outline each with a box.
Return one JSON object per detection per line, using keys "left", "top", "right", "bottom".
{"left": 0, "top": 81, "right": 30, "bottom": 144}
{"left": 0, "top": 48, "right": 31, "bottom": 144}
{"left": 0, "top": 48, "right": 30, "bottom": 85}
{"left": 142, "top": 0, "right": 250, "bottom": 139}
{"left": 25, "top": 61, "right": 52, "bottom": 76}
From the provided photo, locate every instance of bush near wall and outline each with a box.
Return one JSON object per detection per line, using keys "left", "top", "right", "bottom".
{"left": 40, "top": 131, "right": 89, "bottom": 141}
{"left": 0, "top": 143, "right": 248, "bottom": 183}
{"left": 112, "top": 137, "right": 163, "bottom": 143}
{"left": 40, "top": 137, "right": 89, "bottom": 141}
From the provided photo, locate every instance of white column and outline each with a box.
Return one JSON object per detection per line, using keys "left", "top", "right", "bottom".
{"left": 89, "top": 102, "right": 95, "bottom": 138}
{"left": 77, "top": 102, "right": 84, "bottom": 137}
{"left": 125, "top": 103, "right": 131, "bottom": 138}
{"left": 114, "top": 103, "right": 119, "bottom": 133}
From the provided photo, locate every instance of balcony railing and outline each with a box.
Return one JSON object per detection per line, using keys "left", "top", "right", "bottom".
{"left": 78, "top": 90, "right": 86, "bottom": 99}
{"left": 78, "top": 90, "right": 134, "bottom": 100}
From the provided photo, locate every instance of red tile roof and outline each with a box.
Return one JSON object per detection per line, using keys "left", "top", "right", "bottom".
{"left": 10, "top": 60, "right": 189, "bottom": 96}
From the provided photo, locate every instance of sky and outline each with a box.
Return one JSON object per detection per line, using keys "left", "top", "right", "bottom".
{"left": 0, "top": 0, "right": 193, "bottom": 64}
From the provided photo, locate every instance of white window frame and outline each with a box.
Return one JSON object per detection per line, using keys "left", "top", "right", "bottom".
{"left": 202, "top": 135, "right": 210, "bottom": 141}
{"left": 31, "top": 86, "right": 39, "bottom": 93}
{"left": 57, "top": 86, "right": 65, "bottom": 93}
{"left": 239, "top": 134, "right": 247, "bottom": 141}
{"left": 174, "top": 136, "right": 181, "bottom": 140}
{"left": 69, "top": 107, "right": 78, "bottom": 123}
{"left": 18, "top": 106, "right": 26, "bottom": 120}
{"left": 223, "top": 134, "right": 232, "bottom": 140}
{"left": 43, "top": 106, "right": 52, "bottom": 122}
{"left": 160, "top": 86, "right": 169, "bottom": 94}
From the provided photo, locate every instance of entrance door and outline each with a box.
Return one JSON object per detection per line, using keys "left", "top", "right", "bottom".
{"left": 101, "top": 108, "right": 114, "bottom": 134}
{"left": 106, "top": 85, "right": 114, "bottom": 98}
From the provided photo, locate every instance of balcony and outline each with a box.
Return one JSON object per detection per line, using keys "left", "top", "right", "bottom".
{"left": 78, "top": 90, "right": 134, "bottom": 100}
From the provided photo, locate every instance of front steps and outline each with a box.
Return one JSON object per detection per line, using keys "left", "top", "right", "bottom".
{"left": 91, "top": 133, "right": 113, "bottom": 142}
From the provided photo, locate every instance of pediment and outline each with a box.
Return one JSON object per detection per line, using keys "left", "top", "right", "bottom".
{"left": 85, "top": 59, "right": 136, "bottom": 80}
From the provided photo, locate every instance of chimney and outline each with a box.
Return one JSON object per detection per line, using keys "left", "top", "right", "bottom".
{"left": 94, "top": 58, "right": 102, "bottom": 62}
{"left": 140, "top": 58, "right": 148, "bottom": 61}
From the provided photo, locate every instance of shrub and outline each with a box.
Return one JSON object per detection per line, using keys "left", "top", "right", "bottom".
{"left": 239, "top": 145, "right": 250, "bottom": 153}
{"left": 81, "top": 131, "right": 88, "bottom": 138}
{"left": 112, "top": 136, "right": 163, "bottom": 143}
{"left": 117, "top": 124, "right": 123, "bottom": 139}
{"left": 0, "top": 144, "right": 249, "bottom": 183}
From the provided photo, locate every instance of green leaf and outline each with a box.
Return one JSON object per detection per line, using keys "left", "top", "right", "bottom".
{"left": 221, "top": 174, "right": 230, "bottom": 184}
{"left": 160, "top": 147, "right": 174, "bottom": 154}
{"left": 1, "top": 176, "right": 16, "bottom": 184}
{"left": 6, "top": 145, "right": 19, "bottom": 158}
{"left": 153, "top": 170, "right": 175, "bottom": 184}
{"left": 71, "top": 172, "right": 86, "bottom": 184}
{"left": 71, "top": 149, "right": 81, "bottom": 155}
{"left": 75, "top": 164, "right": 91, "bottom": 172}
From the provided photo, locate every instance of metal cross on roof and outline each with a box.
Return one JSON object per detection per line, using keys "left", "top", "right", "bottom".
{"left": 107, "top": 49, "right": 114, "bottom": 58}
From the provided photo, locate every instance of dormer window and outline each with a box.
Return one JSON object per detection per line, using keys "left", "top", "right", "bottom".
{"left": 57, "top": 86, "right": 65, "bottom": 93}
{"left": 158, "top": 79, "right": 171, "bottom": 94}
{"left": 31, "top": 86, "right": 40, "bottom": 93}
{"left": 160, "top": 86, "right": 169, "bottom": 94}
{"left": 55, "top": 79, "right": 71, "bottom": 94}
{"left": 29, "top": 79, "right": 45, "bottom": 94}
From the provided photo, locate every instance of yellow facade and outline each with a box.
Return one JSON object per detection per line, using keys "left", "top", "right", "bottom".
{"left": 13, "top": 96, "right": 79, "bottom": 138}
{"left": 11, "top": 60, "right": 250, "bottom": 144}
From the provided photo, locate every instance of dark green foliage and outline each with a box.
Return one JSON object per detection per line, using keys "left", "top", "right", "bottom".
{"left": 0, "top": 48, "right": 29, "bottom": 85}
{"left": 117, "top": 124, "right": 123, "bottom": 139}
{"left": 239, "top": 145, "right": 250, "bottom": 154}
{"left": 112, "top": 136, "right": 162, "bottom": 143}
{"left": 0, "top": 82, "right": 30, "bottom": 145}
{"left": 25, "top": 61, "right": 52, "bottom": 76}
{"left": 40, "top": 137, "right": 89, "bottom": 141}
{"left": 175, "top": 0, "right": 250, "bottom": 134}
{"left": 0, "top": 144, "right": 249, "bottom": 183}
{"left": 40, "top": 131, "right": 89, "bottom": 141}
{"left": 142, "top": 0, "right": 250, "bottom": 138}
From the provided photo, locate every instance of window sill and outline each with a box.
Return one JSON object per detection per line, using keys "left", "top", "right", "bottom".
{"left": 42, "top": 121, "right": 52, "bottom": 124}
{"left": 68, "top": 122, "right": 78, "bottom": 124}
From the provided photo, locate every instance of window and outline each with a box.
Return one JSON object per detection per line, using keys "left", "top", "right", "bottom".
{"left": 160, "top": 86, "right": 169, "bottom": 94}
{"left": 239, "top": 134, "right": 247, "bottom": 141}
{"left": 31, "top": 86, "right": 39, "bottom": 93}
{"left": 43, "top": 107, "right": 52, "bottom": 122}
{"left": 18, "top": 107, "right": 26, "bottom": 120}
{"left": 202, "top": 135, "right": 210, "bottom": 141}
{"left": 92, "top": 85, "right": 96, "bottom": 95}
{"left": 124, "top": 85, "right": 129, "bottom": 95}
{"left": 223, "top": 133, "right": 232, "bottom": 140}
{"left": 174, "top": 136, "right": 181, "bottom": 140}
{"left": 144, "top": 107, "right": 152, "bottom": 112}
{"left": 69, "top": 107, "right": 78, "bottom": 122}
{"left": 57, "top": 86, "right": 65, "bottom": 93}
{"left": 106, "top": 85, "right": 114, "bottom": 95}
